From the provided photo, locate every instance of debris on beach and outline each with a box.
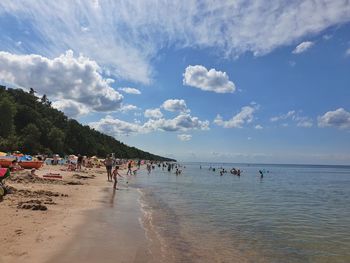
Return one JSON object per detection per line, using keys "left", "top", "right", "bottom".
{"left": 72, "top": 174, "right": 95, "bottom": 180}
{"left": 17, "top": 200, "right": 48, "bottom": 211}
{"left": 8, "top": 173, "right": 83, "bottom": 185}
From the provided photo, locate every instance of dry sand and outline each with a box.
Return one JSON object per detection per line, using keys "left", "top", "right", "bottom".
{"left": 0, "top": 164, "right": 152, "bottom": 263}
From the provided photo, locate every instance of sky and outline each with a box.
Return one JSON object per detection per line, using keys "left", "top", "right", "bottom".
{"left": 0, "top": 0, "right": 350, "bottom": 164}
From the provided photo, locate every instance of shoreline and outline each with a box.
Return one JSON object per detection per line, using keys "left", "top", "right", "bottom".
{"left": 0, "top": 165, "right": 153, "bottom": 263}
{"left": 48, "top": 186, "right": 154, "bottom": 263}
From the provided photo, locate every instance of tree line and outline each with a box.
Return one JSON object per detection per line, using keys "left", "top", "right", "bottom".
{"left": 0, "top": 86, "right": 175, "bottom": 161}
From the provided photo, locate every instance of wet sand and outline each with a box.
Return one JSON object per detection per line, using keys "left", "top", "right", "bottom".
{"left": 0, "top": 165, "right": 153, "bottom": 263}
{"left": 49, "top": 187, "right": 154, "bottom": 263}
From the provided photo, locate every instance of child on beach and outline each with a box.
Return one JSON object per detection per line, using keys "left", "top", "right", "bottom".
{"left": 126, "top": 160, "right": 132, "bottom": 176}
{"left": 112, "top": 166, "right": 124, "bottom": 189}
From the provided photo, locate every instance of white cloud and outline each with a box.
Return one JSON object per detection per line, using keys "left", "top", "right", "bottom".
{"left": 145, "top": 114, "right": 209, "bottom": 132}
{"left": 90, "top": 115, "right": 144, "bottom": 136}
{"left": 183, "top": 65, "right": 235, "bottom": 93}
{"left": 161, "top": 99, "right": 188, "bottom": 112}
{"left": 0, "top": 51, "right": 123, "bottom": 115}
{"left": 214, "top": 105, "right": 257, "bottom": 128}
{"left": 295, "top": 117, "right": 313, "bottom": 128}
{"left": 270, "top": 111, "right": 296, "bottom": 122}
{"left": 119, "top": 104, "right": 138, "bottom": 113}
{"left": 292, "top": 41, "right": 314, "bottom": 54}
{"left": 1, "top": 1, "right": 350, "bottom": 83}
{"left": 318, "top": 108, "right": 350, "bottom": 129}
{"left": 52, "top": 99, "right": 89, "bottom": 118}
{"left": 255, "top": 124, "right": 263, "bottom": 130}
{"left": 144, "top": 108, "right": 163, "bottom": 119}
{"left": 90, "top": 113, "right": 209, "bottom": 136}
{"left": 119, "top": 87, "right": 141, "bottom": 95}
{"left": 271, "top": 110, "right": 313, "bottom": 128}
{"left": 178, "top": 134, "right": 192, "bottom": 141}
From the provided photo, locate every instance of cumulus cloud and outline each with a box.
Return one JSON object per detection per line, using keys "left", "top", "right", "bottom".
{"left": 292, "top": 41, "right": 314, "bottom": 54}
{"left": 90, "top": 115, "right": 144, "bottom": 136}
{"left": 119, "top": 87, "right": 141, "bottom": 95}
{"left": 52, "top": 99, "right": 89, "bottom": 118}
{"left": 183, "top": 65, "right": 235, "bottom": 93}
{"left": 1, "top": 1, "right": 350, "bottom": 83}
{"left": 318, "top": 108, "right": 350, "bottom": 129}
{"left": 144, "top": 108, "right": 163, "bottom": 119}
{"left": 255, "top": 124, "right": 263, "bottom": 130}
{"left": 145, "top": 114, "right": 209, "bottom": 132}
{"left": 90, "top": 113, "right": 209, "bottom": 136}
{"left": 161, "top": 99, "right": 189, "bottom": 112}
{"left": 214, "top": 105, "right": 257, "bottom": 128}
{"left": 177, "top": 134, "right": 192, "bottom": 141}
{"left": 119, "top": 104, "right": 138, "bottom": 113}
{"left": 0, "top": 51, "right": 123, "bottom": 116}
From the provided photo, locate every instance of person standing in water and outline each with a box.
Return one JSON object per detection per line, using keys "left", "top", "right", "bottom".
{"left": 105, "top": 154, "right": 113, "bottom": 181}
{"left": 126, "top": 160, "right": 133, "bottom": 176}
{"left": 259, "top": 170, "right": 264, "bottom": 178}
{"left": 112, "top": 166, "right": 123, "bottom": 189}
{"left": 137, "top": 159, "right": 141, "bottom": 169}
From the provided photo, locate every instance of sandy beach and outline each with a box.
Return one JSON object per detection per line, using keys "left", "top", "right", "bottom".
{"left": 0, "top": 164, "right": 152, "bottom": 263}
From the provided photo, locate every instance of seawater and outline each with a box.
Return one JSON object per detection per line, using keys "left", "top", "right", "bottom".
{"left": 132, "top": 163, "right": 350, "bottom": 263}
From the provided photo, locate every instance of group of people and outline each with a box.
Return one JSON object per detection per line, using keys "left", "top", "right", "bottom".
{"left": 208, "top": 166, "right": 241, "bottom": 176}
{"left": 104, "top": 155, "right": 139, "bottom": 189}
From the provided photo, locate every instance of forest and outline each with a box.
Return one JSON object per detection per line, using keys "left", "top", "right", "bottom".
{"left": 0, "top": 86, "right": 175, "bottom": 161}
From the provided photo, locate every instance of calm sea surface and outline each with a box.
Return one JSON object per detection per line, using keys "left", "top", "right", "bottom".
{"left": 131, "top": 163, "right": 350, "bottom": 263}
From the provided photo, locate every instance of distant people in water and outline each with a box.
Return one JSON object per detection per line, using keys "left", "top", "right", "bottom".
{"left": 259, "top": 170, "right": 264, "bottom": 178}
{"left": 175, "top": 168, "right": 181, "bottom": 175}
{"left": 146, "top": 163, "right": 152, "bottom": 174}
{"left": 230, "top": 168, "right": 241, "bottom": 176}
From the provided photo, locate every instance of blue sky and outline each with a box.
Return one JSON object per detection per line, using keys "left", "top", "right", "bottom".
{"left": 0, "top": 1, "right": 350, "bottom": 164}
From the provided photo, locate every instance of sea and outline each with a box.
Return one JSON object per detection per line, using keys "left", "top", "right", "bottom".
{"left": 131, "top": 162, "right": 350, "bottom": 263}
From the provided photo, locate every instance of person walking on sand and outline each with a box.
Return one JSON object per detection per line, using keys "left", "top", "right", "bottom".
{"left": 76, "top": 154, "right": 83, "bottom": 171}
{"left": 113, "top": 166, "right": 123, "bottom": 189}
{"left": 105, "top": 154, "right": 113, "bottom": 181}
{"left": 126, "top": 160, "right": 132, "bottom": 176}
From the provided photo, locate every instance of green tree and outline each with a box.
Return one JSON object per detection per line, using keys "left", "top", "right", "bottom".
{"left": 48, "top": 127, "right": 65, "bottom": 154}
{"left": 0, "top": 95, "right": 17, "bottom": 138}
{"left": 0, "top": 134, "right": 19, "bottom": 152}
{"left": 21, "top": 123, "right": 42, "bottom": 154}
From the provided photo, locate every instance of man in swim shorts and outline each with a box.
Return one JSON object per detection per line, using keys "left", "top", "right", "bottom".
{"left": 105, "top": 154, "right": 113, "bottom": 181}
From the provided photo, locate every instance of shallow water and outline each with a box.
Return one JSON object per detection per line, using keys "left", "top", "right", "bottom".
{"left": 133, "top": 163, "right": 350, "bottom": 263}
